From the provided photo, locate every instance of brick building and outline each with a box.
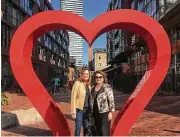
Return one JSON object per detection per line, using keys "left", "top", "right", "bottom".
{"left": 1, "top": 0, "right": 69, "bottom": 90}
{"left": 93, "top": 48, "right": 109, "bottom": 71}
{"left": 106, "top": 0, "right": 180, "bottom": 94}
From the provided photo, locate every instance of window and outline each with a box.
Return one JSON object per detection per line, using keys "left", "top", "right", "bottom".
{"left": 12, "top": 8, "right": 17, "bottom": 26}
{"left": 171, "top": 54, "right": 175, "bottom": 65}
{"left": 131, "top": 0, "right": 135, "bottom": 9}
{"left": 50, "top": 31, "right": 55, "bottom": 39}
{"left": 99, "top": 57, "right": 101, "bottom": 60}
{"left": 2, "top": 24, "right": 11, "bottom": 48}
{"left": 48, "top": 38, "right": 52, "bottom": 49}
{"left": 24, "top": 0, "right": 28, "bottom": 12}
{"left": 177, "top": 24, "right": 180, "bottom": 40}
{"left": 5, "top": 2, "right": 12, "bottom": 23}
{"left": 54, "top": 43, "right": 58, "bottom": 53}
{"left": 176, "top": 54, "right": 180, "bottom": 64}
{"left": 44, "top": 34, "right": 51, "bottom": 49}
{"left": 20, "top": 0, "right": 32, "bottom": 15}
{"left": 115, "top": 0, "right": 119, "bottom": 9}
{"left": 158, "top": 0, "right": 165, "bottom": 16}
{"left": 146, "top": 3, "right": 152, "bottom": 16}
{"left": 4, "top": 1, "right": 24, "bottom": 26}
{"left": 20, "top": 0, "right": 24, "bottom": 8}
{"left": 5, "top": 25, "right": 11, "bottom": 48}
{"left": 152, "top": 0, "right": 157, "bottom": 16}
{"left": 36, "top": 0, "right": 40, "bottom": 7}
{"left": 2, "top": 25, "right": 6, "bottom": 48}
{"left": 28, "top": 0, "right": 33, "bottom": 15}
{"left": 166, "top": 0, "right": 177, "bottom": 9}
{"left": 17, "top": 11, "right": 23, "bottom": 26}
{"left": 45, "top": 4, "right": 50, "bottom": 11}
{"left": 168, "top": 24, "right": 180, "bottom": 43}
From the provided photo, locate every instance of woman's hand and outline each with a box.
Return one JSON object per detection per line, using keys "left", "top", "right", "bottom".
{"left": 72, "top": 114, "right": 76, "bottom": 119}
{"left": 108, "top": 112, "right": 112, "bottom": 121}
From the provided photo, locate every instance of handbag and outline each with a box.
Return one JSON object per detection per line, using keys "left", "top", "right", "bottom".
{"left": 84, "top": 111, "right": 98, "bottom": 136}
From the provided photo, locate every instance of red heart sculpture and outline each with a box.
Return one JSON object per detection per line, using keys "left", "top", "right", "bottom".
{"left": 10, "top": 10, "right": 171, "bottom": 136}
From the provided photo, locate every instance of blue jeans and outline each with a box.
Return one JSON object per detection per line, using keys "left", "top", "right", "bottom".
{"left": 53, "top": 85, "right": 59, "bottom": 93}
{"left": 75, "top": 108, "right": 89, "bottom": 136}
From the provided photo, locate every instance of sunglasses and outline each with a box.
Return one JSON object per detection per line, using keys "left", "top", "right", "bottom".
{"left": 96, "top": 76, "right": 103, "bottom": 79}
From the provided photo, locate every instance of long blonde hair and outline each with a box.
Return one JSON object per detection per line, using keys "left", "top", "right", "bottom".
{"left": 78, "top": 67, "right": 91, "bottom": 87}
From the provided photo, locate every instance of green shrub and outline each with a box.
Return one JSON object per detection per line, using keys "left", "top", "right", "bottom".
{"left": 1, "top": 92, "right": 11, "bottom": 105}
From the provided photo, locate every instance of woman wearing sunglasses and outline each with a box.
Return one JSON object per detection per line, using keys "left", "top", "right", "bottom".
{"left": 91, "top": 70, "right": 115, "bottom": 136}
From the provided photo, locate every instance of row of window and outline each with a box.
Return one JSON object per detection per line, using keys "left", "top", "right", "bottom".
{"left": 1, "top": 24, "right": 11, "bottom": 49}
{"left": 44, "top": 3, "right": 51, "bottom": 11}
{"left": 38, "top": 47, "right": 67, "bottom": 69}
{"left": 34, "top": 0, "right": 40, "bottom": 7}
{"left": 38, "top": 41, "right": 68, "bottom": 59}
{"left": 3, "top": 1, "right": 24, "bottom": 26}
{"left": 168, "top": 24, "right": 180, "bottom": 43}
{"left": 131, "top": 0, "right": 177, "bottom": 19}
{"left": 44, "top": 33, "right": 68, "bottom": 51}
{"left": 57, "top": 32, "right": 69, "bottom": 49}
{"left": 2, "top": 0, "right": 69, "bottom": 65}
{"left": 130, "top": 52, "right": 180, "bottom": 73}
{"left": 43, "top": 1, "right": 69, "bottom": 59}
{"left": 133, "top": 62, "right": 180, "bottom": 73}
{"left": 133, "top": 63, "right": 148, "bottom": 72}
{"left": 2, "top": 26, "right": 68, "bottom": 58}
{"left": 132, "top": 0, "right": 157, "bottom": 17}
{"left": 129, "top": 23, "right": 180, "bottom": 48}
{"left": 19, "top": 0, "right": 33, "bottom": 15}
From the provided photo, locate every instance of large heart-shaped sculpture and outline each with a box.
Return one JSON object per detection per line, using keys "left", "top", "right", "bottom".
{"left": 10, "top": 10, "right": 171, "bottom": 136}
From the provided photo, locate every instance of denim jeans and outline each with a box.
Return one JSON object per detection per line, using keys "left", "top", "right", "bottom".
{"left": 53, "top": 85, "right": 59, "bottom": 94}
{"left": 75, "top": 108, "right": 89, "bottom": 136}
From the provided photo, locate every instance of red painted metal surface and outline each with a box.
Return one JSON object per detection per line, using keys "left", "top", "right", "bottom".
{"left": 10, "top": 10, "right": 171, "bottom": 136}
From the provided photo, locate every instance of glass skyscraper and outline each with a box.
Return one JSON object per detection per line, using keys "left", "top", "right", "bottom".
{"left": 61, "top": 0, "right": 83, "bottom": 67}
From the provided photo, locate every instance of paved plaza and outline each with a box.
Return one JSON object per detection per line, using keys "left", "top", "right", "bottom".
{"left": 1, "top": 89, "right": 180, "bottom": 136}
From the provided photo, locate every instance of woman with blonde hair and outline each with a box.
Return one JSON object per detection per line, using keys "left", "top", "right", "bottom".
{"left": 91, "top": 70, "right": 115, "bottom": 136}
{"left": 71, "top": 67, "right": 92, "bottom": 136}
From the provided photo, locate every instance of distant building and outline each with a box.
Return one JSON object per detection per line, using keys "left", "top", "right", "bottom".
{"left": 1, "top": 0, "right": 69, "bottom": 90}
{"left": 106, "top": 0, "right": 180, "bottom": 94}
{"left": 93, "top": 48, "right": 109, "bottom": 71}
{"left": 61, "top": 0, "right": 83, "bottom": 67}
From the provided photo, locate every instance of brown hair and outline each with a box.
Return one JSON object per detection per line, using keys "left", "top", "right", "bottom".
{"left": 92, "top": 70, "right": 108, "bottom": 85}
{"left": 78, "top": 67, "right": 91, "bottom": 87}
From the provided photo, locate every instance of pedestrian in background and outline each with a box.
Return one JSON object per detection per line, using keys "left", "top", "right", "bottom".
{"left": 54, "top": 75, "right": 60, "bottom": 94}
{"left": 51, "top": 77, "right": 55, "bottom": 94}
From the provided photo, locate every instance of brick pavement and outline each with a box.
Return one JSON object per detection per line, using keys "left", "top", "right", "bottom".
{"left": 1, "top": 89, "right": 180, "bottom": 136}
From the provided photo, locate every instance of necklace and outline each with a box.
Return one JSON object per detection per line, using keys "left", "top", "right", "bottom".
{"left": 95, "top": 84, "right": 102, "bottom": 91}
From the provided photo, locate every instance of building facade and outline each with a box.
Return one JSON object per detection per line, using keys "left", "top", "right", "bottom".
{"left": 106, "top": 0, "right": 180, "bottom": 94}
{"left": 1, "top": 0, "right": 69, "bottom": 90}
{"left": 61, "top": 0, "right": 83, "bottom": 67}
{"left": 93, "top": 48, "right": 108, "bottom": 71}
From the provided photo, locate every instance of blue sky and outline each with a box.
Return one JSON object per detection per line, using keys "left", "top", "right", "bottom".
{"left": 51, "top": 0, "right": 109, "bottom": 65}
